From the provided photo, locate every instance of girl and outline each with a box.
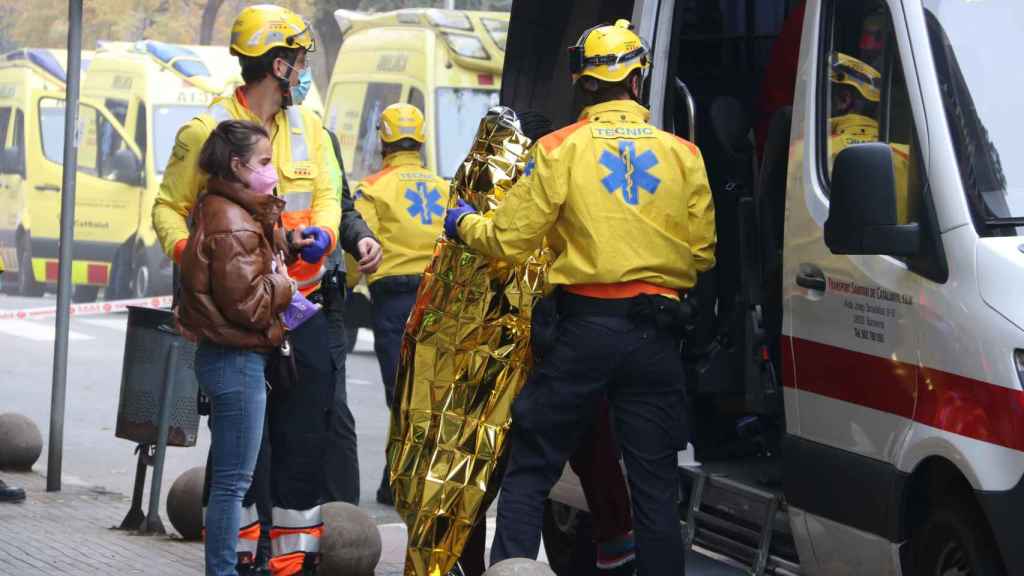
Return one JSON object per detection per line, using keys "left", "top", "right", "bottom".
{"left": 177, "top": 119, "right": 294, "bottom": 576}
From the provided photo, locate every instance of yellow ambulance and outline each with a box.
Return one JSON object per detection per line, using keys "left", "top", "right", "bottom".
{"left": 0, "top": 48, "right": 95, "bottom": 297}
{"left": 325, "top": 8, "right": 508, "bottom": 183}
{"left": 19, "top": 40, "right": 238, "bottom": 301}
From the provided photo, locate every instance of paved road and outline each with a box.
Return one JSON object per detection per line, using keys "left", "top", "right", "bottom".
{"left": 0, "top": 291, "right": 743, "bottom": 574}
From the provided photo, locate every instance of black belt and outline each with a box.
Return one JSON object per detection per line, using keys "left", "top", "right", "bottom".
{"left": 557, "top": 293, "right": 695, "bottom": 332}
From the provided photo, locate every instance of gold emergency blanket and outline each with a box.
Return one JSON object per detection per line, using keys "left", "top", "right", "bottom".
{"left": 386, "top": 108, "right": 546, "bottom": 576}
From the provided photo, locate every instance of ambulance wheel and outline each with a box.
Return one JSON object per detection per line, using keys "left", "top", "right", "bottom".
{"left": 106, "top": 241, "right": 133, "bottom": 300}
{"left": 72, "top": 285, "right": 99, "bottom": 303}
{"left": 542, "top": 500, "right": 597, "bottom": 576}
{"left": 130, "top": 248, "right": 151, "bottom": 299}
{"left": 17, "top": 247, "right": 42, "bottom": 297}
{"left": 911, "top": 499, "right": 1005, "bottom": 576}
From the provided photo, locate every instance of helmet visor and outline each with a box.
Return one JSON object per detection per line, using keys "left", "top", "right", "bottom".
{"left": 287, "top": 24, "right": 316, "bottom": 53}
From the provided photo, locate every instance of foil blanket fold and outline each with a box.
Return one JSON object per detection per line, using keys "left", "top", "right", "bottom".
{"left": 385, "top": 109, "right": 547, "bottom": 576}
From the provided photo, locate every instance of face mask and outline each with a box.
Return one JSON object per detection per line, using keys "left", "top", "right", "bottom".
{"left": 246, "top": 162, "right": 278, "bottom": 195}
{"left": 290, "top": 67, "right": 312, "bottom": 106}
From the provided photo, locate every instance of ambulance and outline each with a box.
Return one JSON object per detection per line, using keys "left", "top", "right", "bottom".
{"left": 0, "top": 48, "right": 92, "bottom": 297}
{"left": 503, "top": 1, "right": 1024, "bottom": 575}
{"left": 325, "top": 8, "right": 508, "bottom": 183}
{"left": 14, "top": 40, "right": 244, "bottom": 302}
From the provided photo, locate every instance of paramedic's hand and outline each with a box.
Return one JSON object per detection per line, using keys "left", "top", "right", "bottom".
{"left": 444, "top": 199, "right": 476, "bottom": 242}
{"left": 357, "top": 237, "right": 382, "bottom": 274}
{"left": 299, "top": 226, "right": 331, "bottom": 263}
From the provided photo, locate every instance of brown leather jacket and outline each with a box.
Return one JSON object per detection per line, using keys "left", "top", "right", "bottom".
{"left": 176, "top": 178, "right": 293, "bottom": 350}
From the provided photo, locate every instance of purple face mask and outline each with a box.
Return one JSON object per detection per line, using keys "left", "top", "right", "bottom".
{"left": 246, "top": 162, "right": 278, "bottom": 195}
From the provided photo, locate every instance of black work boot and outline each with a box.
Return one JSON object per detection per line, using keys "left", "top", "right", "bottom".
{"left": 0, "top": 479, "right": 25, "bottom": 503}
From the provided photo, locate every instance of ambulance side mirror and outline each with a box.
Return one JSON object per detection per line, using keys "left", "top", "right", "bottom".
{"left": 825, "top": 143, "right": 920, "bottom": 257}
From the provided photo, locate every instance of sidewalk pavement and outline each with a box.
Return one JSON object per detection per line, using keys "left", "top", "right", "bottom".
{"left": 0, "top": 470, "right": 411, "bottom": 575}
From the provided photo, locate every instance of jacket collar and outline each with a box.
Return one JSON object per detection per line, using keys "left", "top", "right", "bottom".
{"left": 831, "top": 113, "right": 878, "bottom": 136}
{"left": 580, "top": 99, "right": 651, "bottom": 123}
{"left": 383, "top": 151, "right": 424, "bottom": 168}
{"left": 204, "top": 178, "right": 286, "bottom": 226}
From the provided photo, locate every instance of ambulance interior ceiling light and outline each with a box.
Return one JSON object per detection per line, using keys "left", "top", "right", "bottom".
{"left": 4, "top": 49, "right": 66, "bottom": 83}
{"left": 426, "top": 9, "right": 473, "bottom": 31}
{"left": 480, "top": 18, "right": 508, "bottom": 51}
{"left": 441, "top": 32, "right": 489, "bottom": 60}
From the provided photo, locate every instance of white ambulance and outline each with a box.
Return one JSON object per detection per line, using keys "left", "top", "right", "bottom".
{"left": 503, "top": 1, "right": 1024, "bottom": 574}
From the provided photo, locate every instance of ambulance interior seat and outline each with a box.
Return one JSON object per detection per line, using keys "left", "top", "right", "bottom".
{"left": 686, "top": 93, "right": 784, "bottom": 463}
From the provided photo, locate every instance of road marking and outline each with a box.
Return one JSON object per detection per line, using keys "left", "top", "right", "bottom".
{"left": 0, "top": 319, "right": 91, "bottom": 341}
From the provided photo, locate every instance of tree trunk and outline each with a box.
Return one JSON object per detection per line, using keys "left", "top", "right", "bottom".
{"left": 199, "top": 0, "right": 225, "bottom": 45}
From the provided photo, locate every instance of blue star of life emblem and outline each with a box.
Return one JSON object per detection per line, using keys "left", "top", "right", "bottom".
{"left": 405, "top": 181, "right": 444, "bottom": 225}
{"left": 523, "top": 158, "right": 536, "bottom": 177}
{"left": 599, "top": 141, "right": 661, "bottom": 205}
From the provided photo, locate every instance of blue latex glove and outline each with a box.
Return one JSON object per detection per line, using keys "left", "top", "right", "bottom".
{"left": 444, "top": 199, "right": 477, "bottom": 242}
{"left": 300, "top": 226, "right": 331, "bottom": 263}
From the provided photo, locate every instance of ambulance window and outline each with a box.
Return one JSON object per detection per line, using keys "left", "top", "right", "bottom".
{"left": 105, "top": 99, "right": 128, "bottom": 126}
{"left": 0, "top": 107, "right": 13, "bottom": 175}
{"left": 134, "top": 103, "right": 147, "bottom": 159}
{"left": 12, "top": 110, "right": 24, "bottom": 172}
{"left": 820, "top": 0, "right": 922, "bottom": 225}
{"left": 0, "top": 107, "right": 10, "bottom": 149}
{"left": 354, "top": 82, "right": 403, "bottom": 181}
{"left": 408, "top": 87, "right": 426, "bottom": 165}
{"left": 37, "top": 99, "right": 66, "bottom": 166}
{"left": 409, "top": 87, "right": 425, "bottom": 113}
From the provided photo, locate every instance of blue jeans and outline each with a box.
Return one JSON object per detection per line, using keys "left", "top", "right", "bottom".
{"left": 195, "top": 342, "right": 268, "bottom": 576}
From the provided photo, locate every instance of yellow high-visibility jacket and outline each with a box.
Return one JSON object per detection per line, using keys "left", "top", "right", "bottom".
{"left": 152, "top": 90, "right": 341, "bottom": 293}
{"left": 348, "top": 151, "right": 449, "bottom": 285}
{"left": 459, "top": 99, "right": 717, "bottom": 290}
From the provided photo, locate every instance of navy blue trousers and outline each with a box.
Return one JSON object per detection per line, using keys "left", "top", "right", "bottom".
{"left": 491, "top": 295, "right": 689, "bottom": 575}
{"left": 369, "top": 275, "right": 421, "bottom": 409}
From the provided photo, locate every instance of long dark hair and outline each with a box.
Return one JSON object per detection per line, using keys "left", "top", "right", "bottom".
{"left": 198, "top": 119, "right": 268, "bottom": 182}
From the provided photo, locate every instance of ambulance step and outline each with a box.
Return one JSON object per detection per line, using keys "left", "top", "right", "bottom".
{"left": 679, "top": 466, "right": 801, "bottom": 575}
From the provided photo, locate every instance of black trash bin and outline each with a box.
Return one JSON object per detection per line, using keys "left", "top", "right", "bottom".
{"left": 115, "top": 306, "right": 199, "bottom": 447}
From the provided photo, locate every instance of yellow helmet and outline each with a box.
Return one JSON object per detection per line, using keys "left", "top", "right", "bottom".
{"left": 568, "top": 19, "right": 650, "bottom": 83}
{"left": 230, "top": 4, "right": 315, "bottom": 59}
{"left": 378, "top": 103, "right": 426, "bottom": 144}
{"left": 830, "top": 52, "right": 880, "bottom": 103}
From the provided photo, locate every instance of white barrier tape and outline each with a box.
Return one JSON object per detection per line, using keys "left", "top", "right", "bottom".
{"left": 0, "top": 295, "right": 172, "bottom": 322}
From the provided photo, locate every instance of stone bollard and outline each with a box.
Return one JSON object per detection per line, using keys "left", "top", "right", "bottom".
{"left": 484, "top": 559, "right": 558, "bottom": 576}
{"left": 0, "top": 413, "right": 43, "bottom": 471}
{"left": 319, "top": 502, "right": 382, "bottom": 575}
{"left": 166, "top": 466, "right": 204, "bottom": 540}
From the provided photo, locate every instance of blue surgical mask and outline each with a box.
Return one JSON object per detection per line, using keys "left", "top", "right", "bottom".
{"left": 290, "top": 67, "right": 312, "bottom": 106}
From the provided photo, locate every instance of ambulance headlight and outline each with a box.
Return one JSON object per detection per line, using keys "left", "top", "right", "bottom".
{"left": 442, "top": 33, "right": 489, "bottom": 60}
{"left": 427, "top": 9, "right": 472, "bottom": 31}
